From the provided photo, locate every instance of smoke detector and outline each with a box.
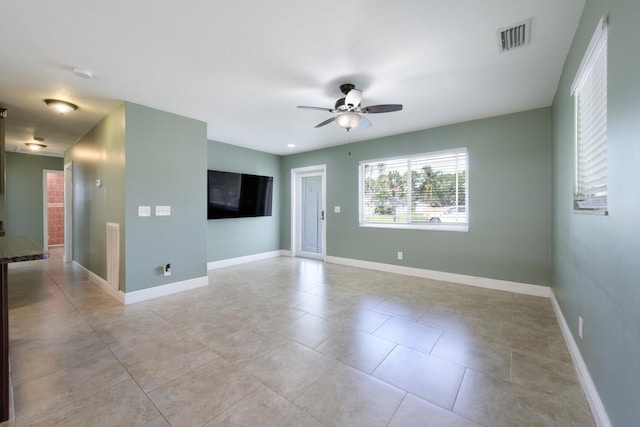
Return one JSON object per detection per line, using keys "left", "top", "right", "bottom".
{"left": 497, "top": 18, "right": 532, "bottom": 53}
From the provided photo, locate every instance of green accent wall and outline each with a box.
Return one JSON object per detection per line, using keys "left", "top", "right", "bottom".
{"left": 280, "top": 108, "right": 553, "bottom": 286}
{"left": 207, "top": 140, "right": 280, "bottom": 262}
{"left": 552, "top": 0, "right": 640, "bottom": 425}
{"left": 66, "top": 102, "right": 207, "bottom": 293}
{"left": 124, "top": 103, "right": 207, "bottom": 292}
{"left": 65, "top": 105, "right": 126, "bottom": 285}
{"left": 4, "top": 152, "right": 64, "bottom": 245}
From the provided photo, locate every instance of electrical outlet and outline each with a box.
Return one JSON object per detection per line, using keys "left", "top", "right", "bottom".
{"left": 164, "top": 263, "right": 171, "bottom": 276}
{"left": 397, "top": 251, "right": 403, "bottom": 260}
{"left": 578, "top": 316, "right": 583, "bottom": 339}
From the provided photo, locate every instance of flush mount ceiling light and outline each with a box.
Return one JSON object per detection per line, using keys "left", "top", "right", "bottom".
{"left": 25, "top": 138, "right": 47, "bottom": 151}
{"left": 335, "top": 112, "right": 361, "bottom": 131}
{"left": 44, "top": 99, "right": 78, "bottom": 114}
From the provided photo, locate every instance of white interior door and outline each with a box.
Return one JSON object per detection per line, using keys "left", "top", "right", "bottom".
{"left": 301, "top": 175, "right": 322, "bottom": 254}
{"left": 291, "top": 165, "right": 326, "bottom": 260}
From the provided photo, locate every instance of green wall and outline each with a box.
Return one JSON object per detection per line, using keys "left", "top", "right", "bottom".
{"left": 124, "top": 103, "right": 207, "bottom": 292}
{"left": 65, "top": 105, "right": 126, "bottom": 285}
{"left": 280, "top": 108, "right": 553, "bottom": 286}
{"left": 4, "top": 152, "right": 64, "bottom": 245}
{"left": 66, "top": 102, "right": 207, "bottom": 293}
{"left": 552, "top": 0, "right": 640, "bottom": 425}
{"left": 207, "top": 140, "right": 280, "bottom": 262}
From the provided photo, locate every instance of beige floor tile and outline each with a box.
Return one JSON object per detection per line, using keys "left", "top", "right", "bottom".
{"left": 510, "top": 350, "right": 584, "bottom": 404}
{"left": 206, "top": 384, "right": 324, "bottom": 427}
{"left": 243, "top": 340, "right": 336, "bottom": 400}
{"left": 388, "top": 393, "right": 479, "bottom": 427}
{"left": 275, "top": 313, "right": 338, "bottom": 348}
{"left": 148, "top": 358, "right": 262, "bottom": 427}
{"left": 202, "top": 327, "right": 289, "bottom": 367}
{"left": 115, "top": 334, "right": 220, "bottom": 392}
{"left": 373, "top": 345, "right": 465, "bottom": 410}
{"left": 7, "top": 253, "right": 596, "bottom": 427}
{"left": 431, "top": 331, "right": 511, "bottom": 380}
{"left": 373, "top": 298, "right": 427, "bottom": 320}
{"left": 328, "top": 307, "right": 391, "bottom": 334}
{"left": 295, "top": 364, "right": 405, "bottom": 427}
{"left": 453, "top": 368, "right": 571, "bottom": 426}
{"left": 373, "top": 316, "right": 443, "bottom": 353}
{"left": 9, "top": 332, "right": 110, "bottom": 386}
{"left": 22, "top": 377, "right": 160, "bottom": 427}
{"left": 14, "top": 354, "right": 131, "bottom": 425}
{"left": 142, "top": 416, "right": 172, "bottom": 427}
{"left": 316, "top": 328, "right": 396, "bottom": 373}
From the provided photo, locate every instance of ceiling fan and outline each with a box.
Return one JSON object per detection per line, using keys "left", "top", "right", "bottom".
{"left": 297, "top": 83, "right": 403, "bottom": 131}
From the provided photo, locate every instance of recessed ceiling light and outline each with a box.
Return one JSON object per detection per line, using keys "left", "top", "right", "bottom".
{"left": 72, "top": 67, "right": 93, "bottom": 79}
{"left": 44, "top": 99, "right": 78, "bottom": 114}
{"left": 287, "top": 144, "right": 295, "bottom": 148}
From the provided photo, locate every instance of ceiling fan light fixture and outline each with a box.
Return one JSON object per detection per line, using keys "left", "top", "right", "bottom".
{"left": 336, "top": 112, "right": 361, "bottom": 130}
{"left": 44, "top": 99, "right": 78, "bottom": 114}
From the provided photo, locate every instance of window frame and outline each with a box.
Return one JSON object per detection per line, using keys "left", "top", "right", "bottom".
{"left": 571, "top": 16, "right": 608, "bottom": 215}
{"left": 358, "top": 147, "right": 469, "bottom": 232}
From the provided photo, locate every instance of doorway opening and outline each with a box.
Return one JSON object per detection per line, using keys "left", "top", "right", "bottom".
{"left": 43, "top": 170, "right": 64, "bottom": 250}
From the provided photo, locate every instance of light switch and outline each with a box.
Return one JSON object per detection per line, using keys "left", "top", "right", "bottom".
{"left": 156, "top": 205, "right": 171, "bottom": 216}
{"left": 334, "top": 206, "right": 341, "bottom": 213}
{"left": 138, "top": 206, "right": 151, "bottom": 217}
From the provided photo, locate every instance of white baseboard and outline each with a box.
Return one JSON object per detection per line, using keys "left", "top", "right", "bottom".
{"left": 72, "top": 261, "right": 208, "bottom": 305}
{"left": 123, "top": 276, "right": 208, "bottom": 305}
{"left": 550, "top": 290, "right": 612, "bottom": 427}
{"left": 325, "top": 256, "right": 550, "bottom": 297}
{"left": 207, "top": 250, "right": 287, "bottom": 270}
{"left": 73, "top": 261, "right": 125, "bottom": 304}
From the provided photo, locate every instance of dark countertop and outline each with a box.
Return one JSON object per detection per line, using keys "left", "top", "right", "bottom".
{"left": 0, "top": 236, "right": 49, "bottom": 263}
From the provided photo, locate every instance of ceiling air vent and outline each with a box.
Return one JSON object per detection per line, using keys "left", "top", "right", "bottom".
{"left": 497, "top": 18, "right": 532, "bottom": 52}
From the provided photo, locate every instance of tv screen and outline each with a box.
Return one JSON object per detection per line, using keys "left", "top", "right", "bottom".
{"left": 208, "top": 170, "right": 273, "bottom": 219}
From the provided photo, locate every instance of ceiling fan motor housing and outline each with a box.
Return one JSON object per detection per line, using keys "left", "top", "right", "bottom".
{"left": 340, "top": 83, "right": 356, "bottom": 95}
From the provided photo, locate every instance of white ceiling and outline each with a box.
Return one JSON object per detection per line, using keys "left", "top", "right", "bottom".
{"left": 0, "top": 0, "right": 585, "bottom": 157}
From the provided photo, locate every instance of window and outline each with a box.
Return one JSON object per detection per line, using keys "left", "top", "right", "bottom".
{"left": 572, "top": 16, "right": 608, "bottom": 214}
{"left": 359, "top": 148, "right": 468, "bottom": 231}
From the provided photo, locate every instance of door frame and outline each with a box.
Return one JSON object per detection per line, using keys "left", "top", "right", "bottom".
{"left": 291, "top": 164, "right": 326, "bottom": 260}
{"left": 63, "top": 161, "right": 73, "bottom": 263}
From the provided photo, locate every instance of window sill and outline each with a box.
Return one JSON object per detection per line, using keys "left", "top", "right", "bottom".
{"left": 572, "top": 209, "right": 608, "bottom": 216}
{"left": 359, "top": 223, "right": 469, "bottom": 232}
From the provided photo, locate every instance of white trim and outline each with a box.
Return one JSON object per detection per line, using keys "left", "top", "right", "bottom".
{"left": 571, "top": 16, "right": 608, "bottom": 95}
{"left": 123, "top": 276, "right": 208, "bottom": 305}
{"left": 207, "top": 250, "right": 286, "bottom": 270}
{"left": 63, "top": 161, "right": 73, "bottom": 263}
{"left": 73, "top": 261, "right": 208, "bottom": 305}
{"left": 550, "top": 290, "right": 612, "bottom": 427}
{"left": 325, "top": 256, "right": 550, "bottom": 297}
{"left": 73, "top": 261, "right": 125, "bottom": 304}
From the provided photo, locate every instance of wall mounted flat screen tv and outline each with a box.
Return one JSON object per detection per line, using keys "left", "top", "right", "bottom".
{"left": 207, "top": 170, "right": 273, "bottom": 219}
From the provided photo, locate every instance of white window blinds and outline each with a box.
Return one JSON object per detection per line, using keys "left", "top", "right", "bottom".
{"left": 359, "top": 148, "right": 467, "bottom": 230}
{"left": 572, "top": 17, "right": 608, "bottom": 211}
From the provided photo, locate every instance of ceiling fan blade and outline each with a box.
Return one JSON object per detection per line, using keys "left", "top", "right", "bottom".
{"left": 345, "top": 89, "right": 362, "bottom": 108}
{"left": 298, "top": 105, "right": 333, "bottom": 112}
{"left": 359, "top": 115, "right": 372, "bottom": 128}
{"left": 315, "top": 117, "right": 336, "bottom": 128}
{"left": 361, "top": 104, "right": 403, "bottom": 113}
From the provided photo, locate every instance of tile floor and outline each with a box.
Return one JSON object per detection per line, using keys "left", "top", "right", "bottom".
{"left": 5, "top": 248, "right": 596, "bottom": 426}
